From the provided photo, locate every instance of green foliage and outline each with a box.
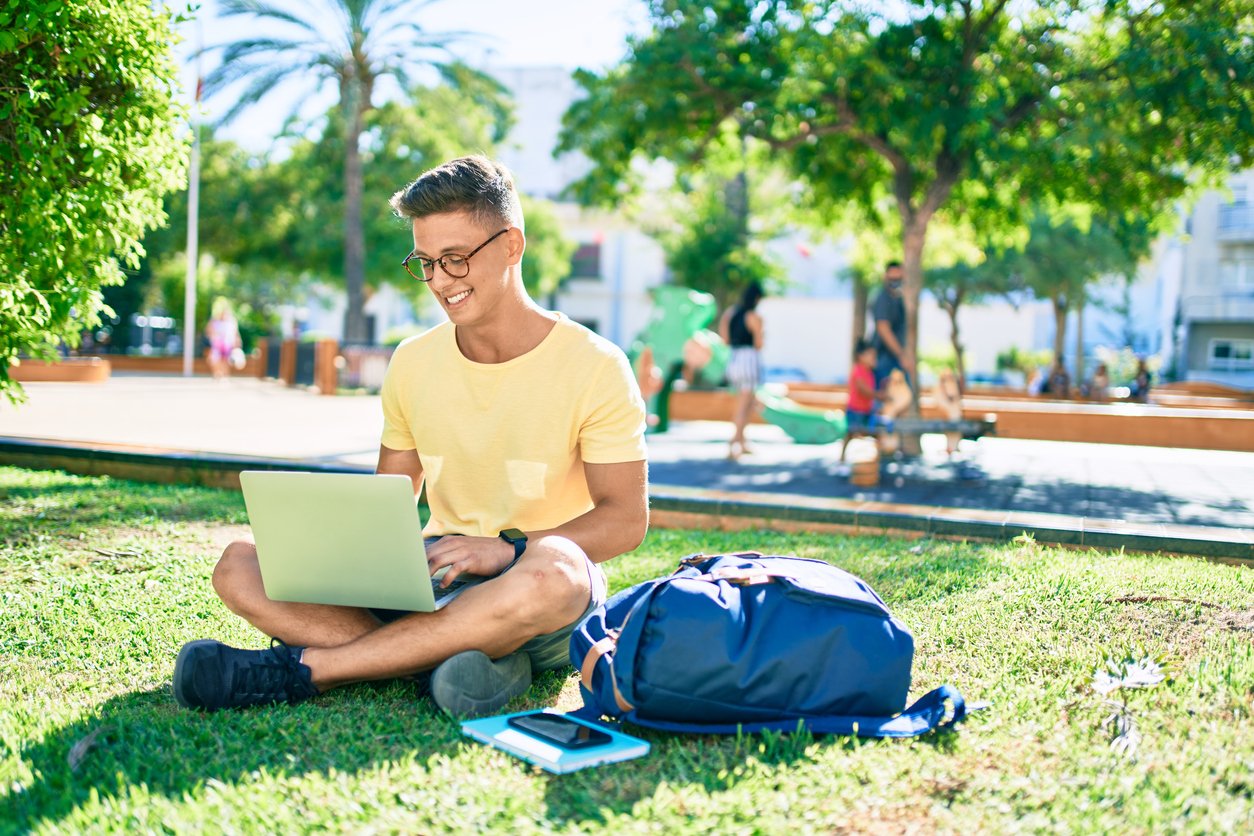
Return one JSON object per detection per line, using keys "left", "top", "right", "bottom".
{"left": 1094, "top": 345, "right": 1161, "bottom": 387}
{"left": 380, "top": 323, "right": 428, "bottom": 347}
{"left": 1010, "top": 209, "right": 1152, "bottom": 314}
{"left": 635, "top": 128, "right": 792, "bottom": 307}
{"left": 0, "top": 0, "right": 188, "bottom": 402}
{"left": 518, "top": 195, "right": 576, "bottom": 300}
{"left": 204, "top": 0, "right": 505, "bottom": 343}
{"left": 3, "top": 467, "right": 1253, "bottom": 831}
{"left": 559, "top": 0, "right": 1254, "bottom": 381}
{"left": 139, "top": 79, "right": 521, "bottom": 338}
{"left": 996, "top": 345, "right": 1053, "bottom": 375}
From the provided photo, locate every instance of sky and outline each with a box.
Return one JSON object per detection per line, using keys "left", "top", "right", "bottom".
{"left": 173, "top": 0, "right": 648, "bottom": 151}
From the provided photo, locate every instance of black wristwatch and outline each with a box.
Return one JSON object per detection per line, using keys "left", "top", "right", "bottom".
{"left": 499, "top": 528, "right": 528, "bottom": 562}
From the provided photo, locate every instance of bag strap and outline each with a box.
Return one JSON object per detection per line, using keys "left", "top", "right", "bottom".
{"left": 608, "top": 685, "right": 969, "bottom": 739}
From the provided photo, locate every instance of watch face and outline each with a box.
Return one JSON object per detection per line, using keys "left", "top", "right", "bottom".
{"left": 500, "top": 528, "right": 526, "bottom": 543}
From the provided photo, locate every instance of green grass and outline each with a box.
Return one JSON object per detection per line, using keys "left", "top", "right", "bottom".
{"left": 1, "top": 466, "right": 1251, "bottom": 833}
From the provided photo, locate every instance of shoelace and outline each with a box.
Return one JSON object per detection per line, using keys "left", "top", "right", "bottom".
{"left": 233, "top": 638, "right": 316, "bottom": 704}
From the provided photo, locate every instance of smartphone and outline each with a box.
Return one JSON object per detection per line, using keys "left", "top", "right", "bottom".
{"left": 506, "top": 713, "right": 613, "bottom": 750}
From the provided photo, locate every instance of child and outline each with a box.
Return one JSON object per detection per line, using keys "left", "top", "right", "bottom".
{"left": 840, "top": 338, "right": 885, "bottom": 462}
{"left": 934, "top": 368, "right": 964, "bottom": 455}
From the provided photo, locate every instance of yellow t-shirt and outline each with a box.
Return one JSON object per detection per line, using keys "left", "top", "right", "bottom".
{"left": 380, "top": 314, "right": 647, "bottom": 537}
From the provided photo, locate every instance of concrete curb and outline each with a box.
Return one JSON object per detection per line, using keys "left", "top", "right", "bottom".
{"left": 2, "top": 436, "right": 1249, "bottom": 564}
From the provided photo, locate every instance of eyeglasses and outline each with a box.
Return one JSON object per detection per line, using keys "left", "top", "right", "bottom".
{"left": 401, "top": 228, "right": 509, "bottom": 282}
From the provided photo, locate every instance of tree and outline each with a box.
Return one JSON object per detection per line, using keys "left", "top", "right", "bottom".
{"left": 559, "top": 0, "right": 1254, "bottom": 395}
{"left": 141, "top": 75, "right": 573, "bottom": 334}
{"left": 0, "top": 0, "right": 187, "bottom": 403}
{"left": 647, "top": 131, "right": 789, "bottom": 309}
{"left": 203, "top": 0, "right": 500, "bottom": 344}
{"left": 1011, "top": 209, "right": 1152, "bottom": 375}
{"left": 518, "top": 195, "right": 577, "bottom": 302}
{"left": 926, "top": 256, "right": 1015, "bottom": 389}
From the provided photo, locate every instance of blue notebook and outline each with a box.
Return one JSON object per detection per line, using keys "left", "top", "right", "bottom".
{"left": 461, "top": 709, "right": 650, "bottom": 774}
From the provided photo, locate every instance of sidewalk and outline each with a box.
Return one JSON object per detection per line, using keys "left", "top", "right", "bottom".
{"left": 2, "top": 376, "right": 1252, "bottom": 558}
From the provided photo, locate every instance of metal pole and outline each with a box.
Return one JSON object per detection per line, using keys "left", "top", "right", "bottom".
{"left": 182, "top": 20, "right": 202, "bottom": 377}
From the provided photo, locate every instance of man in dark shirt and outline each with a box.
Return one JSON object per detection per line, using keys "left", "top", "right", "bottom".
{"left": 870, "top": 261, "right": 913, "bottom": 388}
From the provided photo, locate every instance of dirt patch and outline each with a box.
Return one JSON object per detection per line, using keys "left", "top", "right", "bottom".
{"left": 1108, "top": 597, "right": 1254, "bottom": 655}
{"left": 1215, "top": 608, "right": 1254, "bottom": 637}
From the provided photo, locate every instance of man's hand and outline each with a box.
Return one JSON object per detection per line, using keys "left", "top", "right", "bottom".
{"left": 899, "top": 348, "right": 916, "bottom": 373}
{"left": 426, "top": 535, "right": 517, "bottom": 588}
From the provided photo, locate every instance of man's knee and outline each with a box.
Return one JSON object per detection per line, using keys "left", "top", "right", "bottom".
{"left": 211, "top": 539, "right": 262, "bottom": 609}
{"left": 510, "top": 536, "right": 592, "bottom": 631}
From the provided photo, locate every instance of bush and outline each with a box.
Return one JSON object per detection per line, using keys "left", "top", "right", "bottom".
{"left": 0, "top": 1, "right": 187, "bottom": 402}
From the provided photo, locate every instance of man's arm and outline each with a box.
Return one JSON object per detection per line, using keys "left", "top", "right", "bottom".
{"left": 875, "top": 319, "right": 903, "bottom": 360}
{"left": 426, "top": 458, "right": 648, "bottom": 585}
{"left": 376, "top": 444, "right": 423, "bottom": 496}
{"left": 532, "top": 459, "right": 648, "bottom": 564}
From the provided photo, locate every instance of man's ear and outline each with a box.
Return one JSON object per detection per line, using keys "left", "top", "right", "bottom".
{"left": 505, "top": 227, "right": 526, "bottom": 264}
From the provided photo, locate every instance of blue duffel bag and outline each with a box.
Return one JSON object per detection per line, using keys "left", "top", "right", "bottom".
{"left": 569, "top": 552, "right": 968, "bottom": 738}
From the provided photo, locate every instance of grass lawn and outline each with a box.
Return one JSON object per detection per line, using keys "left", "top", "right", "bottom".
{"left": 1, "top": 466, "right": 1251, "bottom": 833}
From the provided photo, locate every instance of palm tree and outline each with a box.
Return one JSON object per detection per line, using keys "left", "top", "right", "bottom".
{"left": 204, "top": 0, "right": 483, "bottom": 344}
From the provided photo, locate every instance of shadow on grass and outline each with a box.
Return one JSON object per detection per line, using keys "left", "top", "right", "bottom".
{"left": 8, "top": 675, "right": 969, "bottom": 831}
{"left": 4, "top": 681, "right": 461, "bottom": 831}
{"left": 0, "top": 475, "right": 243, "bottom": 543}
{"left": 537, "top": 719, "right": 966, "bottom": 827}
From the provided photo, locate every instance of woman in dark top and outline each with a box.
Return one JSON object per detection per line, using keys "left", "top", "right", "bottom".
{"left": 718, "top": 281, "right": 765, "bottom": 460}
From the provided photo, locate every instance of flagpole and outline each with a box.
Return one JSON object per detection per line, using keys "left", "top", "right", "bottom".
{"left": 182, "top": 19, "right": 202, "bottom": 378}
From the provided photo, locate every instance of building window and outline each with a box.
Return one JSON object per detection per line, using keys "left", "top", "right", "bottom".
{"left": 1218, "top": 258, "right": 1254, "bottom": 288}
{"left": 570, "top": 243, "right": 602, "bottom": 280}
{"left": 1209, "top": 339, "right": 1254, "bottom": 371}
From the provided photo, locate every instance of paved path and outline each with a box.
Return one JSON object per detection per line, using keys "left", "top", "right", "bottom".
{"left": 4, "top": 375, "right": 1254, "bottom": 532}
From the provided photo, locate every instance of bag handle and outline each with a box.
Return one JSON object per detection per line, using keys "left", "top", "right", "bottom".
{"left": 609, "top": 685, "right": 969, "bottom": 739}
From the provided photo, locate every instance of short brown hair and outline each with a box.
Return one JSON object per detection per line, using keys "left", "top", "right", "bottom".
{"left": 389, "top": 155, "right": 523, "bottom": 231}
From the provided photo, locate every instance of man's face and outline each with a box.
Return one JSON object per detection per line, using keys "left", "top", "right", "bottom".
{"left": 884, "top": 265, "right": 904, "bottom": 294}
{"left": 408, "top": 211, "right": 520, "bottom": 326}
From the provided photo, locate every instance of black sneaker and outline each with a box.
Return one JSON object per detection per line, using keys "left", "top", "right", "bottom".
{"left": 430, "top": 650, "right": 532, "bottom": 717}
{"left": 173, "top": 638, "right": 317, "bottom": 711}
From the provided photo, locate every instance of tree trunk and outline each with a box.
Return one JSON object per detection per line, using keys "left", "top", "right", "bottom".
{"left": 1052, "top": 296, "right": 1067, "bottom": 362}
{"left": 851, "top": 278, "right": 868, "bottom": 359}
{"left": 944, "top": 298, "right": 966, "bottom": 393}
{"left": 1074, "top": 298, "right": 1085, "bottom": 388}
{"left": 342, "top": 93, "right": 368, "bottom": 345}
{"left": 901, "top": 222, "right": 927, "bottom": 398}
{"left": 900, "top": 219, "right": 928, "bottom": 455}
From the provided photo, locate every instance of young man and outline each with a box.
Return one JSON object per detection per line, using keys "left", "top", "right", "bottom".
{"left": 870, "top": 261, "right": 913, "bottom": 389}
{"left": 173, "top": 156, "right": 649, "bottom": 716}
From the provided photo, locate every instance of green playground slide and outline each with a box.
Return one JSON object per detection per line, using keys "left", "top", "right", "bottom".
{"left": 756, "top": 385, "right": 847, "bottom": 444}
{"left": 629, "top": 286, "right": 730, "bottom": 432}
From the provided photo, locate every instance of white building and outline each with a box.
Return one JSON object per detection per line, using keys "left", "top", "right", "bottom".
{"left": 1172, "top": 172, "right": 1254, "bottom": 387}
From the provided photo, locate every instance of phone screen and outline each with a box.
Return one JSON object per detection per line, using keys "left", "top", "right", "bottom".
{"left": 506, "top": 713, "right": 613, "bottom": 750}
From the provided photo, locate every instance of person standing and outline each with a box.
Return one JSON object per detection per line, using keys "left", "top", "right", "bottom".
{"left": 1130, "top": 357, "right": 1153, "bottom": 403}
{"left": 870, "top": 262, "right": 913, "bottom": 389}
{"left": 204, "top": 297, "right": 241, "bottom": 381}
{"left": 719, "top": 281, "right": 765, "bottom": 460}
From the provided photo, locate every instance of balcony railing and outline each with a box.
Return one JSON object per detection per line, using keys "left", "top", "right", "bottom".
{"left": 1181, "top": 292, "right": 1254, "bottom": 322}
{"left": 1218, "top": 202, "right": 1254, "bottom": 241}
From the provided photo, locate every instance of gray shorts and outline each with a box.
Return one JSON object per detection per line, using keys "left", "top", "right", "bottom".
{"left": 371, "top": 537, "right": 607, "bottom": 673}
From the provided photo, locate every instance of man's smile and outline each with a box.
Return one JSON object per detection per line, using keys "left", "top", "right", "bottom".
{"left": 446, "top": 289, "right": 473, "bottom": 306}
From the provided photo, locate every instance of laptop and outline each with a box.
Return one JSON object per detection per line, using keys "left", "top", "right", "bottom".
{"left": 238, "top": 470, "right": 437, "bottom": 611}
